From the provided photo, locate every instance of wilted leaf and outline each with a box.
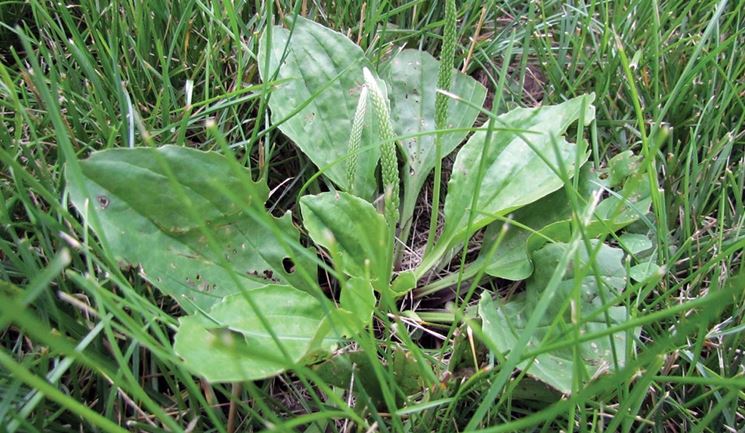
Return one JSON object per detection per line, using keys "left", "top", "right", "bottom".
{"left": 67, "top": 146, "right": 316, "bottom": 312}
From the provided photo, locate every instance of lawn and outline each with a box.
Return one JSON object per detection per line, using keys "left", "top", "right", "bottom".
{"left": 1, "top": 1, "right": 743, "bottom": 432}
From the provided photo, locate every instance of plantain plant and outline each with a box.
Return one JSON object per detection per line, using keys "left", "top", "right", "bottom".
{"left": 67, "top": 15, "right": 655, "bottom": 394}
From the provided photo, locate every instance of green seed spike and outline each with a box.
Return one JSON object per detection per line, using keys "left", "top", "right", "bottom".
{"left": 435, "top": 0, "right": 456, "bottom": 131}
{"left": 426, "top": 0, "right": 457, "bottom": 252}
{"left": 363, "top": 67, "right": 400, "bottom": 229}
{"left": 346, "top": 86, "right": 368, "bottom": 196}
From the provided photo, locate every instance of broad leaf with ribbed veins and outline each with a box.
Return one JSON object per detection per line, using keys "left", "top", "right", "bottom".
{"left": 478, "top": 241, "right": 637, "bottom": 394}
{"left": 67, "top": 146, "right": 316, "bottom": 313}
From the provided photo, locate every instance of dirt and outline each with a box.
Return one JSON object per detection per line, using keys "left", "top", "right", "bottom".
{"left": 474, "top": 60, "right": 546, "bottom": 111}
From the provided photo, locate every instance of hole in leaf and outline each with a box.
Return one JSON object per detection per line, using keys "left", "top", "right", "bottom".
{"left": 96, "top": 195, "right": 110, "bottom": 209}
{"left": 282, "top": 257, "right": 295, "bottom": 273}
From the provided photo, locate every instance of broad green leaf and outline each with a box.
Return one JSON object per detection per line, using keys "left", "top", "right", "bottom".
{"left": 618, "top": 233, "right": 653, "bottom": 255}
{"left": 382, "top": 49, "right": 486, "bottom": 232}
{"left": 528, "top": 242, "right": 627, "bottom": 308}
{"left": 259, "top": 17, "right": 383, "bottom": 200}
{"left": 391, "top": 270, "right": 417, "bottom": 295}
{"left": 620, "top": 232, "right": 662, "bottom": 282}
{"left": 174, "top": 285, "right": 336, "bottom": 382}
{"left": 480, "top": 182, "right": 582, "bottom": 281}
{"left": 510, "top": 378, "right": 562, "bottom": 403}
{"left": 629, "top": 260, "right": 662, "bottom": 282}
{"left": 592, "top": 172, "right": 652, "bottom": 229}
{"left": 606, "top": 150, "right": 641, "bottom": 187}
{"left": 423, "top": 95, "right": 595, "bottom": 274}
{"left": 300, "top": 192, "right": 391, "bottom": 292}
{"left": 478, "top": 241, "right": 636, "bottom": 394}
{"left": 339, "top": 277, "right": 376, "bottom": 331}
{"left": 478, "top": 167, "right": 601, "bottom": 280}
{"left": 480, "top": 162, "right": 651, "bottom": 280}
{"left": 67, "top": 146, "right": 316, "bottom": 313}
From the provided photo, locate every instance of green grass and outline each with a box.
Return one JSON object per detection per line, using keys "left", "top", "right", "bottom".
{"left": 1, "top": 0, "right": 744, "bottom": 432}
